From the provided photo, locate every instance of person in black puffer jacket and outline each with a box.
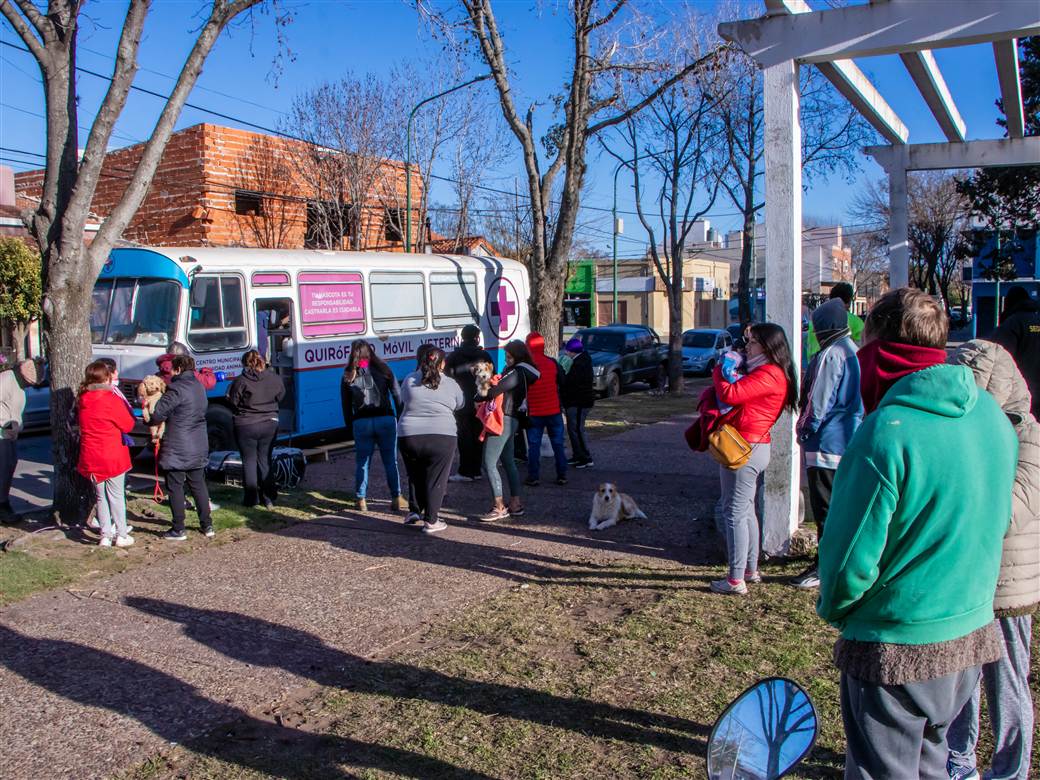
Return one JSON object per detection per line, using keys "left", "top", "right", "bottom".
{"left": 475, "top": 339, "right": 539, "bottom": 521}
{"left": 149, "top": 354, "right": 212, "bottom": 540}
{"left": 445, "top": 324, "right": 495, "bottom": 482}
{"left": 227, "top": 350, "right": 286, "bottom": 508}
{"left": 340, "top": 340, "right": 406, "bottom": 513}
{"left": 561, "top": 337, "right": 596, "bottom": 468}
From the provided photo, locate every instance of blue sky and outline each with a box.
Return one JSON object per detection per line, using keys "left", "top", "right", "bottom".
{"left": 0, "top": 1, "right": 1011, "bottom": 256}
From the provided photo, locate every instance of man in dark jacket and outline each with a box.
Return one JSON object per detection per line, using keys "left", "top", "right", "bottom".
{"left": 992, "top": 286, "right": 1040, "bottom": 419}
{"left": 445, "top": 324, "right": 494, "bottom": 482}
{"left": 150, "top": 355, "right": 212, "bottom": 540}
{"left": 561, "top": 337, "right": 596, "bottom": 468}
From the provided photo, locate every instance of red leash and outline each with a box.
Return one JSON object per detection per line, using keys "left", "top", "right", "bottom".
{"left": 152, "top": 441, "right": 165, "bottom": 504}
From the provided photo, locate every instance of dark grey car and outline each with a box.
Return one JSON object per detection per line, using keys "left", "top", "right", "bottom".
{"left": 573, "top": 325, "right": 668, "bottom": 397}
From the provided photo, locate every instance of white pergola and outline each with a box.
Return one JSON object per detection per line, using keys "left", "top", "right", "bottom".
{"left": 719, "top": 0, "right": 1040, "bottom": 554}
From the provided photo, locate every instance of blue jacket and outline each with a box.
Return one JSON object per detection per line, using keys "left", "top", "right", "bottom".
{"left": 796, "top": 335, "right": 862, "bottom": 469}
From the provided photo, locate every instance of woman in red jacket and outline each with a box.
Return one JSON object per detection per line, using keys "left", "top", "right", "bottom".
{"left": 710, "top": 323, "right": 797, "bottom": 595}
{"left": 77, "top": 360, "right": 136, "bottom": 547}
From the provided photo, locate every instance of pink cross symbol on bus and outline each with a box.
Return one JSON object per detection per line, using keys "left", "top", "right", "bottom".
{"left": 488, "top": 278, "right": 519, "bottom": 338}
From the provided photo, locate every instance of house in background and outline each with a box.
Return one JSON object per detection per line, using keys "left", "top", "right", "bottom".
{"left": 15, "top": 124, "right": 422, "bottom": 252}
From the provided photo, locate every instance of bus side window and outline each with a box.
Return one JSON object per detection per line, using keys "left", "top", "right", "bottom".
{"left": 430, "top": 271, "right": 479, "bottom": 329}
{"left": 189, "top": 275, "right": 248, "bottom": 351}
{"left": 370, "top": 271, "right": 426, "bottom": 333}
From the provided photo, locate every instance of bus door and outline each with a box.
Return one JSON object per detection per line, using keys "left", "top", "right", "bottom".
{"left": 255, "top": 298, "right": 296, "bottom": 434}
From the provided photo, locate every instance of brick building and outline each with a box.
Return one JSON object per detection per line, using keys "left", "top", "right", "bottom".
{"left": 14, "top": 124, "right": 422, "bottom": 251}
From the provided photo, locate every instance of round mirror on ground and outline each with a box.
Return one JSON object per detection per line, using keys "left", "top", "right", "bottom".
{"left": 707, "top": 677, "right": 818, "bottom": 780}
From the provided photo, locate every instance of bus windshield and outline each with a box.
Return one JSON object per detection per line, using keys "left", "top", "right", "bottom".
{"left": 91, "top": 278, "right": 181, "bottom": 346}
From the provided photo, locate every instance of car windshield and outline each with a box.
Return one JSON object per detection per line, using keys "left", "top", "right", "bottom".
{"left": 91, "top": 278, "right": 180, "bottom": 346}
{"left": 683, "top": 332, "right": 717, "bottom": 348}
{"left": 577, "top": 330, "right": 624, "bottom": 353}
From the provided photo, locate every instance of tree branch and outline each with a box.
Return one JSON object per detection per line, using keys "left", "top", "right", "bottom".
{"left": 586, "top": 0, "right": 626, "bottom": 32}
{"left": 0, "top": 0, "right": 48, "bottom": 65}
{"left": 586, "top": 45, "right": 726, "bottom": 136}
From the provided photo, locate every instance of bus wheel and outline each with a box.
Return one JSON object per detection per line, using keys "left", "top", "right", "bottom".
{"left": 206, "top": 405, "right": 235, "bottom": 452}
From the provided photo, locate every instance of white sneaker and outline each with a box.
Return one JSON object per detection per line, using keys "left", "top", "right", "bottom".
{"left": 98, "top": 537, "right": 113, "bottom": 547}
{"left": 710, "top": 578, "right": 748, "bottom": 595}
{"left": 125, "top": 524, "right": 134, "bottom": 535}
{"left": 209, "top": 501, "right": 220, "bottom": 512}
{"left": 422, "top": 519, "right": 448, "bottom": 534}
{"left": 115, "top": 535, "right": 135, "bottom": 548}
{"left": 448, "top": 474, "right": 475, "bottom": 483}
{"left": 404, "top": 512, "right": 422, "bottom": 525}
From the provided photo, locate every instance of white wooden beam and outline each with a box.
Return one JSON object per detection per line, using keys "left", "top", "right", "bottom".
{"left": 767, "top": 0, "right": 908, "bottom": 144}
{"left": 994, "top": 39, "right": 1026, "bottom": 139}
{"left": 888, "top": 153, "right": 910, "bottom": 290}
{"left": 718, "top": 0, "right": 1040, "bottom": 68}
{"left": 762, "top": 59, "right": 802, "bottom": 556}
{"left": 866, "top": 137, "right": 1040, "bottom": 171}
{"left": 899, "top": 51, "right": 966, "bottom": 142}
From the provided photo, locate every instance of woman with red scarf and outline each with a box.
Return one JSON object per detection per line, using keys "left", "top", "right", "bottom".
{"left": 710, "top": 323, "right": 799, "bottom": 595}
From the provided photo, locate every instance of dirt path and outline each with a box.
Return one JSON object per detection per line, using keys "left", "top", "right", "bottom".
{"left": 0, "top": 412, "right": 724, "bottom": 779}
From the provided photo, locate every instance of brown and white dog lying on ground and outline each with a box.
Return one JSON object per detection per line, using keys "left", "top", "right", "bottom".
{"left": 136, "top": 374, "right": 167, "bottom": 444}
{"left": 588, "top": 482, "right": 647, "bottom": 531}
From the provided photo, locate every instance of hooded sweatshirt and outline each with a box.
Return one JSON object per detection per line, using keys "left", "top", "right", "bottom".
{"left": 818, "top": 364, "right": 1017, "bottom": 654}
{"left": 524, "top": 333, "right": 562, "bottom": 416}
{"left": 227, "top": 367, "right": 286, "bottom": 427}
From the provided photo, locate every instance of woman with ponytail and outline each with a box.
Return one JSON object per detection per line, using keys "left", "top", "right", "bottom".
{"left": 397, "top": 346, "right": 464, "bottom": 533}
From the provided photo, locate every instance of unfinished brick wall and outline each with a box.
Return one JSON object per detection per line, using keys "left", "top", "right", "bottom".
{"left": 14, "top": 123, "right": 423, "bottom": 251}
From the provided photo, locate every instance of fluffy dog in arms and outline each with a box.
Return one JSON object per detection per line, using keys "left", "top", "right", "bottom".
{"left": 588, "top": 483, "right": 647, "bottom": 530}
{"left": 136, "top": 374, "right": 166, "bottom": 443}
{"left": 470, "top": 360, "right": 495, "bottom": 397}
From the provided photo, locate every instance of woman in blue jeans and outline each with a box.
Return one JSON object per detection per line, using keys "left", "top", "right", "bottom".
{"left": 340, "top": 340, "right": 406, "bottom": 513}
{"left": 476, "top": 340, "right": 539, "bottom": 521}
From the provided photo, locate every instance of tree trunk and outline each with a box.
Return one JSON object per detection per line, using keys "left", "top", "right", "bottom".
{"left": 737, "top": 209, "right": 755, "bottom": 325}
{"left": 530, "top": 264, "right": 565, "bottom": 356}
{"left": 667, "top": 289, "right": 684, "bottom": 395}
{"left": 44, "top": 268, "right": 94, "bottom": 522}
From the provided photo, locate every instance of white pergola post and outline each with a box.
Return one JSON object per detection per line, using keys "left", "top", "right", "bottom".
{"left": 888, "top": 150, "right": 910, "bottom": 289}
{"left": 762, "top": 60, "right": 802, "bottom": 555}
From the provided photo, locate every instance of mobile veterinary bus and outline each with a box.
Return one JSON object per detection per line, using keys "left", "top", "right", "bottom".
{"left": 90, "top": 247, "right": 531, "bottom": 450}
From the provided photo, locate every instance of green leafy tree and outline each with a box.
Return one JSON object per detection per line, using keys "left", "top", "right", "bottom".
{"left": 956, "top": 36, "right": 1040, "bottom": 282}
{"left": 0, "top": 237, "right": 42, "bottom": 360}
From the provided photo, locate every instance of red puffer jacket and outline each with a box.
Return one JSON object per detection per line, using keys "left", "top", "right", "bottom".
{"left": 524, "top": 332, "right": 562, "bottom": 416}
{"left": 712, "top": 363, "right": 789, "bottom": 444}
{"left": 77, "top": 386, "right": 135, "bottom": 482}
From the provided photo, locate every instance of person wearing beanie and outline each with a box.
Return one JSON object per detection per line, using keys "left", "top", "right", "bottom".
{"left": 561, "top": 337, "right": 596, "bottom": 468}
{"left": 444, "top": 324, "right": 495, "bottom": 482}
{"left": 523, "top": 332, "right": 568, "bottom": 486}
{"left": 806, "top": 282, "right": 865, "bottom": 360}
{"left": 790, "top": 298, "right": 863, "bottom": 589}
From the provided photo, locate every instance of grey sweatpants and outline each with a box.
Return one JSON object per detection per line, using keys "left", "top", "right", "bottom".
{"left": 718, "top": 443, "right": 769, "bottom": 580}
{"left": 841, "top": 667, "right": 981, "bottom": 780}
{"left": 94, "top": 472, "right": 128, "bottom": 540}
{"left": 948, "top": 616, "right": 1034, "bottom": 780}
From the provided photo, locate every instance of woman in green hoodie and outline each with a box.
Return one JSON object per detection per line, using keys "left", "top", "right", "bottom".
{"left": 817, "top": 289, "right": 1018, "bottom": 780}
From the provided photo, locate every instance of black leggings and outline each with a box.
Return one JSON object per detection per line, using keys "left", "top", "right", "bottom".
{"left": 235, "top": 420, "right": 278, "bottom": 506}
{"left": 399, "top": 434, "right": 456, "bottom": 523}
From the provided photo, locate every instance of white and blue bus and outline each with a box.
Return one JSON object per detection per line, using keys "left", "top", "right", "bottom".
{"left": 90, "top": 246, "right": 531, "bottom": 450}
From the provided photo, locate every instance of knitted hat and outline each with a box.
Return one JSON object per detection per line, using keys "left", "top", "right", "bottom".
{"left": 812, "top": 298, "right": 847, "bottom": 334}
{"left": 565, "top": 337, "right": 584, "bottom": 353}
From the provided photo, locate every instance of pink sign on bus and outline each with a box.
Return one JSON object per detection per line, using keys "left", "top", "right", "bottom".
{"left": 298, "top": 272, "right": 366, "bottom": 337}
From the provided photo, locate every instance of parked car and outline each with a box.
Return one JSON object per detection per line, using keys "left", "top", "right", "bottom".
{"left": 22, "top": 384, "right": 50, "bottom": 432}
{"left": 573, "top": 324, "right": 668, "bottom": 398}
{"left": 681, "top": 329, "right": 733, "bottom": 375}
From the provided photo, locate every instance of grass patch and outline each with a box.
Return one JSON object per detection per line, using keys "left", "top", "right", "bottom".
{"left": 586, "top": 378, "right": 708, "bottom": 439}
{"left": 0, "top": 485, "right": 358, "bottom": 606}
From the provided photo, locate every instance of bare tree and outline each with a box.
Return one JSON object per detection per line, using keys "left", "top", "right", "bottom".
{"left": 602, "top": 8, "right": 726, "bottom": 394}
{"left": 434, "top": 0, "right": 726, "bottom": 354}
{"left": 715, "top": 11, "right": 873, "bottom": 325}
{"left": 233, "top": 136, "right": 298, "bottom": 248}
{"left": 1, "top": 0, "right": 281, "bottom": 519}
{"left": 282, "top": 73, "right": 397, "bottom": 250}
